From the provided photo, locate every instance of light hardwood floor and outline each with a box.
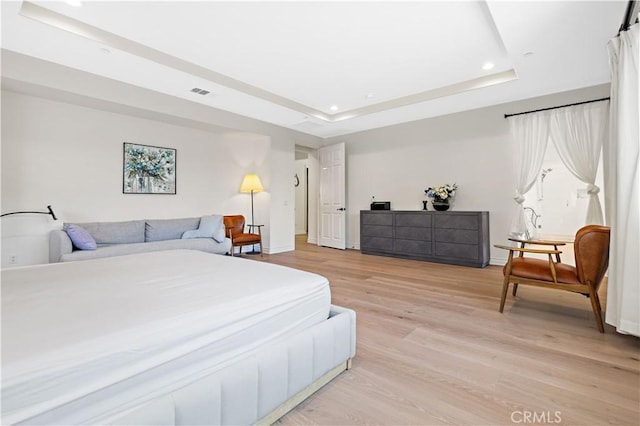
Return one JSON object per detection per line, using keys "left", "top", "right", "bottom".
{"left": 262, "top": 235, "right": 639, "bottom": 426}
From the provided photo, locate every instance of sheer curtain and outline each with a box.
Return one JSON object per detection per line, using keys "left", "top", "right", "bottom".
{"left": 507, "top": 113, "right": 550, "bottom": 236}
{"left": 549, "top": 101, "right": 608, "bottom": 225}
{"left": 604, "top": 21, "right": 639, "bottom": 336}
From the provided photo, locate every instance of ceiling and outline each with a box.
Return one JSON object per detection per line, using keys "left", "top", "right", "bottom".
{"left": 0, "top": 1, "right": 626, "bottom": 138}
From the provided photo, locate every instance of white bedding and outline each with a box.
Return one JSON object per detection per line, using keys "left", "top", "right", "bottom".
{"left": 1, "top": 250, "right": 331, "bottom": 424}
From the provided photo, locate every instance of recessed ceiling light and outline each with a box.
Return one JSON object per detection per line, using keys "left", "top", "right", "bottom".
{"left": 330, "top": 105, "right": 339, "bottom": 112}
{"left": 482, "top": 62, "right": 495, "bottom": 70}
{"left": 366, "top": 93, "right": 375, "bottom": 99}
{"left": 64, "top": 0, "right": 83, "bottom": 7}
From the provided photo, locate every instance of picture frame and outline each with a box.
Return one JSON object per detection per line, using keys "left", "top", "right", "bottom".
{"left": 123, "top": 142, "right": 176, "bottom": 194}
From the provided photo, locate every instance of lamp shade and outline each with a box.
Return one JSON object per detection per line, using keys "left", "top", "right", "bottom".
{"left": 240, "top": 174, "right": 264, "bottom": 193}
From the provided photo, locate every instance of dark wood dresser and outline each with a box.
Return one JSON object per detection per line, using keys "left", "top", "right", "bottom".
{"left": 360, "top": 210, "right": 490, "bottom": 267}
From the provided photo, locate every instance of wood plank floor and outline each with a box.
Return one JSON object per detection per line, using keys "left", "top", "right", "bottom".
{"left": 262, "top": 235, "right": 639, "bottom": 426}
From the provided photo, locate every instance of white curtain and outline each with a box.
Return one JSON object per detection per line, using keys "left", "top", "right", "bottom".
{"left": 604, "top": 21, "right": 639, "bottom": 336}
{"left": 507, "top": 113, "right": 550, "bottom": 236}
{"left": 548, "top": 101, "right": 609, "bottom": 225}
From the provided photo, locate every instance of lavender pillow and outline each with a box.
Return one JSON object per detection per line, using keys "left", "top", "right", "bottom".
{"left": 66, "top": 224, "right": 97, "bottom": 250}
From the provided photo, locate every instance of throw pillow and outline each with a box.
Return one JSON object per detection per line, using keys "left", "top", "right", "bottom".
{"left": 66, "top": 224, "right": 97, "bottom": 250}
{"left": 182, "top": 215, "right": 226, "bottom": 243}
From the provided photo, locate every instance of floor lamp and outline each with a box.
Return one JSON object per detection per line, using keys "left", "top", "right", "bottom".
{"left": 240, "top": 174, "right": 264, "bottom": 253}
{"left": 1, "top": 205, "right": 58, "bottom": 220}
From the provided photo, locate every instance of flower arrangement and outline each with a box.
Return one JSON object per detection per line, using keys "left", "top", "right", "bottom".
{"left": 425, "top": 183, "right": 458, "bottom": 202}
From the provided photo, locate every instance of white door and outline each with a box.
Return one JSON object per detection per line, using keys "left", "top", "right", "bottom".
{"left": 318, "top": 142, "right": 346, "bottom": 249}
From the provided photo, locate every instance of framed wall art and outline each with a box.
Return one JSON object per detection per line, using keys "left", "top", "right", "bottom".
{"left": 123, "top": 142, "right": 176, "bottom": 194}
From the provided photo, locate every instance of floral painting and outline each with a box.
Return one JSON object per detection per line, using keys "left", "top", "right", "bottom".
{"left": 123, "top": 143, "right": 176, "bottom": 194}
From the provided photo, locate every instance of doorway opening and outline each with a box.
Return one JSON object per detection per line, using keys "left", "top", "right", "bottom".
{"left": 295, "top": 150, "right": 309, "bottom": 237}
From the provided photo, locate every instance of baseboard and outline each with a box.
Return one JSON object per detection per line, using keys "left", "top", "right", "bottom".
{"left": 307, "top": 236, "right": 317, "bottom": 244}
{"left": 490, "top": 256, "right": 507, "bottom": 266}
{"left": 266, "top": 245, "right": 295, "bottom": 254}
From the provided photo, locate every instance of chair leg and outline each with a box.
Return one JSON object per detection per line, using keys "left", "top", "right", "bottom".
{"left": 587, "top": 286, "right": 605, "bottom": 333}
{"left": 230, "top": 245, "right": 235, "bottom": 256}
{"left": 512, "top": 283, "right": 519, "bottom": 297}
{"left": 499, "top": 276, "right": 510, "bottom": 313}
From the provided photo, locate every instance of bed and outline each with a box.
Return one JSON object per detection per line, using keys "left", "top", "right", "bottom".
{"left": 1, "top": 250, "right": 356, "bottom": 425}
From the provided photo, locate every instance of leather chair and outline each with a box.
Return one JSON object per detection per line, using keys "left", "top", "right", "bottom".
{"left": 223, "top": 215, "right": 263, "bottom": 257}
{"left": 495, "top": 225, "right": 610, "bottom": 332}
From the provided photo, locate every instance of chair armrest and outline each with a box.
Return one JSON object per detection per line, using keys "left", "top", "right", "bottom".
{"left": 508, "top": 237, "right": 566, "bottom": 246}
{"left": 495, "top": 245, "right": 562, "bottom": 283}
{"left": 504, "top": 238, "right": 564, "bottom": 262}
{"left": 246, "top": 224, "right": 263, "bottom": 237}
{"left": 494, "top": 244, "right": 562, "bottom": 255}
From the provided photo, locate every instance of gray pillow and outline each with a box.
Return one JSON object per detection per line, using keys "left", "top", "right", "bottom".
{"left": 145, "top": 217, "right": 200, "bottom": 242}
{"left": 182, "top": 215, "right": 226, "bottom": 243}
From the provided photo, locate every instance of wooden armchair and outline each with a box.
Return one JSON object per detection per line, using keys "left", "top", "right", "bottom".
{"left": 495, "top": 225, "right": 610, "bottom": 332}
{"left": 223, "top": 215, "right": 263, "bottom": 257}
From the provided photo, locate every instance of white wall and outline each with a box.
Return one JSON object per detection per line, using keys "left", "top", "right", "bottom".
{"left": 325, "top": 84, "right": 610, "bottom": 264}
{"left": 0, "top": 52, "right": 324, "bottom": 265}
{"left": 266, "top": 137, "right": 296, "bottom": 253}
{"left": 0, "top": 91, "right": 276, "bottom": 267}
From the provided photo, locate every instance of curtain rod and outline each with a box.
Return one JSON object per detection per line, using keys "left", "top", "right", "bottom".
{"left": 619, "top": 0, "right": 637, "bottom": 34}
{"left": 504, "top": 97, "right": 610, "bottom": 119}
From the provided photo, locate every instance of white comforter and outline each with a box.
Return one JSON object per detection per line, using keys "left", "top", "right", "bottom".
{"left": 1, "top": 250, "right": 331, "bottom": 424}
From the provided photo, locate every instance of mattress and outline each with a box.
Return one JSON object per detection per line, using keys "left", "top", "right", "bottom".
{"left": 1, "top": 250, "right": 331, "bottom": 424}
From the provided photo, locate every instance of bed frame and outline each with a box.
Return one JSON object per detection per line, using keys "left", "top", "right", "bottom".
{"left": 87, "top": 305, "right": 357, "bottom": 425}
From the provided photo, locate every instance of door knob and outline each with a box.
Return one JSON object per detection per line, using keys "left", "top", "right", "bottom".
{"left": 337, "top": 207, "right": 346, "bottom": 211}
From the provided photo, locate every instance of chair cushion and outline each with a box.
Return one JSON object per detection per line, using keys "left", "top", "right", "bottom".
{"left": 232, "top": 233, "right": 261, "bottom": 244}
{"left": 506, "top": 257, "right": 581, "bottom": 284}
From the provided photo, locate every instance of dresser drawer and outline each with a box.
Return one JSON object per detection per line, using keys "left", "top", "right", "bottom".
{"left": 361, "top": 212, "right": 392, "bottom": 226}
{"left": 361, "top": 236, "right": 393, "bottom": 252}
{"left": 395, "top": 227, "right": 431, "bottom": 241}
{"left": 434, "top": 214, "right": 479, "bottom": 230}
{"left": 435, "top": 228, "right": 479, "bottom": 244}
{"left": 362, "top": 224, "right": 393, "bottom": 238}
{"left": 395, "top": 212, "right": 432, "bottom": 228}
{"left": 395, "top": 239, "right": 432, "bottom": 255}
{"left": 435, "top": 242, "right": 480, "bottom": 260}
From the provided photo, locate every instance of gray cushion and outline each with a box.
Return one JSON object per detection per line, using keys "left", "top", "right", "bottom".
{"left": 64, "top": 220, "right": 145, "bottom": 245}
{"left": 145, "top": 218, "right": 200, "bottom": 242}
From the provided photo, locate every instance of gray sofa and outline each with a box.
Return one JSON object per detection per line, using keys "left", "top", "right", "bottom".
{"left": 50, "top": 217, "right": 231, "bottom": 263}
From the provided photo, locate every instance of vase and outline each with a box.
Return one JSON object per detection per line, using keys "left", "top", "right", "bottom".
{"left": 432, "top": 200, "right": 450, "bottom": 211}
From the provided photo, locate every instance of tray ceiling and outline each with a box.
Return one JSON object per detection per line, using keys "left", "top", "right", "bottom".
{"left": 0, "top": 1, "right": 626, "bottom": 137}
